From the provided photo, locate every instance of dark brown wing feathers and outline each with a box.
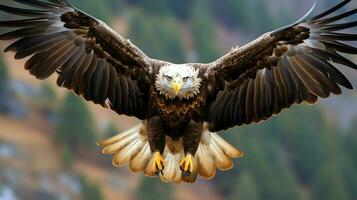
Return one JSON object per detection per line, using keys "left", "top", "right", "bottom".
{"left": 206, "top": 0, "right": 357, "bottom": 131}
{"left": 0, "top": 0, "right": 155, "bottom": 119}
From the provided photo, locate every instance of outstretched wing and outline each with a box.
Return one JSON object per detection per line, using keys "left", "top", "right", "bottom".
{"left": 205, "top": 0, "right": 357, "bottom": 131}
{"left": 0, "top": 0, "right": 157, "bottom": 119}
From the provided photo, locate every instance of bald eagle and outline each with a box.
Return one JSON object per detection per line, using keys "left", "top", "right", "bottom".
{"left": 0, "top": 0, "right": 356, "bottom": 183}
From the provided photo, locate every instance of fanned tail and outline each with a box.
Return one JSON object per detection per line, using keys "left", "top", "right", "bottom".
{"left": 97, "top": 122, "right": 244, "bottom": 183}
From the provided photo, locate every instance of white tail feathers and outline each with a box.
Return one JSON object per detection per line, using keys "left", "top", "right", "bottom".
{"left": 97, "top": 122, "right": 244, "bottom": 183}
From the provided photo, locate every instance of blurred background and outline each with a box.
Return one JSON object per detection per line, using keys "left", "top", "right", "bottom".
{"left": 0, "top": 0, "right": 356, "bottom": 200}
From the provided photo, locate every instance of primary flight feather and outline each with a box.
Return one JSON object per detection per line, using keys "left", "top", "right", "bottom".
{"left": 0, "top": 0, "right": 356, "bottom": 183}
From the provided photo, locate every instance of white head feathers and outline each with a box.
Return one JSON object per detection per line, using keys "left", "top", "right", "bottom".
{"left": 155, "top": 64, "right": 202, "bottom": 100}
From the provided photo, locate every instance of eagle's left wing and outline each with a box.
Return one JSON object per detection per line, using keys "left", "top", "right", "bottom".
{"left": 204, "top": 0, "right": 357, "bottom": 132}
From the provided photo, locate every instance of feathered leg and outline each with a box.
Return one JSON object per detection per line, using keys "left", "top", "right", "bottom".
{"left": 147, "top": 116, "right": 166, "bottom": 176}
{"left": 180, "top": 120, "right": 202, "bottom": 176}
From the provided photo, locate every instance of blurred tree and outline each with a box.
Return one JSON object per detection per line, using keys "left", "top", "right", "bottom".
{"left": 323, "top": 119, "right": 357, "bottom": 199}
{"left": 191, "top": 0, "right": 221, "bottom": 62}
{"left": 107, "top": 0, "right": 123, "bottom": 14}
{"left": 38, "top": 82, "right": 57, "bottom": 106}
{"left": 241, "top": 0, "right": 275, "bottom": 33}
{"left": 61, "top": 146, "right": 75, "bottom": 169}
{"left": 169, "top": 0, "right": 191, "bottom": 21}
{"left": 239, "top": 137, "right": 301, "bottom": 200}
{"left": 68, "top": 0, "right": 111, "bottom": 23}
{"left": 104, "top": 123, "right": 119, "bottom": 138}
{"left": 311, "top": 164, "right": 350, "bottom": 200}
{"left": 309, "top": 118, "right": 354, "bottom": 200}
{"left": 212, "top": 0, "right": 248, "bottom": 28}
{"left": 80, "top": 176, "right": 105, "bottom": 200}
{"left": 279, "top": 106, "right": 325, "bottom": 184}
{"left": 212, "top": 0, "right": 277, "bottom": 34}
{"left": 0, "top": 56, "right": 12, "bottom": 113}
{"left": 142, "top": 0, "right": 170, "bottom": 16}
{"left": 136, "top": 177, "right": 175, "bottom": 200}
{"left": 128, "top": 12, "right": 186, "bottom": 63}
{"left": 213, "top": 128, "right": 245, "bottom": 195}
{"left": 271, "top": 4, "right": 293, "bottom": 30}
{"left": 344, "top": 116, "right": 357, "bottom": 168}
{"left": 0, "top": 56, "right": 9, "bottom": 94}
{"left": 36, "top": 83, "right": 58, "bottom": 123}
{"left": 229, "top": 172, "right": 261, "bottom": 200}
{"left": 217, "top": 125, "right": 301, "bottom": 200}
{"left": 261, "top": 144, "right": 302, "bottom": 200}
{"left": 126, "top": 0, "right": 170, "bottom": 16}
{"left": 342, "top": 117, "right": 357, "bottom": 199}
{"left": 339, "top": 157, "right": 357, "bottom": 200}
{"left": 55, "top": 93, "right": 97, "bottom": 152}
{"left": 126, "top": 0, "right": 142, "bottom": 4}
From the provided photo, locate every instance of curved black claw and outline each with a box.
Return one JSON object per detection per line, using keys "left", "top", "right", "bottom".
{"left": 180, "top": 154, "right": 193, "bottom": 177}
{"left": 152, "top": 152, "right": 165, "bottom": 176}
{"left": 155, "top": 169, "right": 164, "bottom": 176}
{"left": 183, "top": 171, "right": 191, "bottom": 177}
{"left": 180, "top": 166, "right": 191, "bottom": 177}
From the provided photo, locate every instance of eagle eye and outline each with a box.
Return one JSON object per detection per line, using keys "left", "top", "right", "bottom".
{"left": 164, "top": 75, "right": 172, "bottom": 82}
{"left": 183, "top": 77, "right": 189, "bottom": 82}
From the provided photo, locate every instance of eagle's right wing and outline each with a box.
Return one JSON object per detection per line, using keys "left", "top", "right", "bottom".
{"left": 0, "top": 0, "right": 160, "bottom": 119}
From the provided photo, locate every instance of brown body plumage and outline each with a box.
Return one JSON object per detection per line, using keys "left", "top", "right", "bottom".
{"left": 0, "top": 0, "right": 356, "bottom": 183}
{"left": 151, "top": 87, "right": 206, "bottom": 134}
{"left": 147, "top": 86, "right": 206, "bottom": 164}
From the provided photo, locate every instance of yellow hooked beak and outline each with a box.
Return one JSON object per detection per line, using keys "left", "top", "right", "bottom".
{"left": 172, "top": 79, "right": 182, "bottom": 95}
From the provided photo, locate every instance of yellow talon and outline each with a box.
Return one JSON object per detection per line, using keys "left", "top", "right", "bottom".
{"left": 180, "top": 154, "right": 193, "bottom": 176}
{"left": 152, "top": 152, "right": 165, "bottom": 175}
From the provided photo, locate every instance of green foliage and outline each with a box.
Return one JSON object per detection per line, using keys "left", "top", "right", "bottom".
{"left": 262, "top": 145, "right": 302, "bottom": 200}
{"left": 127, "top": 0, "right": 191, "bottom": 20}
{"left": 278, "top": 106, "right": 325, "bottom": 184}
{"left": 243, "top": 140, "right": 301, "bottom": 200}
{"left": 191, "top": 0, "right": 221, "bottom": 62}
{"left": 212, "top": 0, "right": 248, "bottom": 27}
{"left": 37, "top": 82, "right": 57, "bottom": 108}
{"left": 169, "top": 0, "right": 191, "bottom": 21}
{"left": 128, "top": 12, "right": 186, "bottom": 63}
{"left": 0, "top": 56, "right": 10, "bottom": 97}
{"left": 229, "top": 172, "right": 261, "bottom": 200}
{"left": 213, "top": 0, "right": 278, "bottom": 33}
{"left": 241, "top": 0, "right": 276, "bottom": 33}
{"left": 341, "top": 117, "right": 357, "bottom": 199}
{"left": 55, "top": 93, "right": 97, "bottom": 152}
{"left": 339, "top": 157, "right": 357, "bottom": 199}
{"left": 68, "top": 0, "right": 112, "bottom": 23}
{"left": 142, "top": 0, "right": 170, "bottom": 16}
{"left": 80, "top": 176, "right": 105, "bottom": 200}
{"left": 0, "top": 56, "right": 13, "bottom": 113}
{"left": 40, "top": 83, "right": 56, "bottom": 102}
{"left": 61, "top": 146, "right": 75, "bottom": 168}
{"left": 311, "top": 164, "right": 350, "bottom": 200}
{"left": 216, "top": 105, "right": 346, "bottom": 199}
{"left": 107, "top": 0, "right": 124, "bottom": 13}
{"left": 127, "top": 0, "right": 170, "bottom": 16}
{"left": 344, "top": 117, "right": 357, "bottom": 168}
{"left": 103, "top": 123, "right": 119, "bottom": 138}
{"left": 135, "top": 177, "right": 175, "bottom": 200}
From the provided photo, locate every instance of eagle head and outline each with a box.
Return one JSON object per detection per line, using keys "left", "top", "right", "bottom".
{"left": 155, "top": 64, "right": 202, "bottom": 100}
